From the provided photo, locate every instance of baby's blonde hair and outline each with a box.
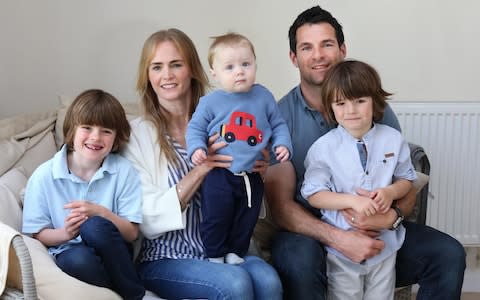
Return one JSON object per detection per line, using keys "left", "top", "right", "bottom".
{"left": 207, "top": 32, "right": 256, "bottom": 69}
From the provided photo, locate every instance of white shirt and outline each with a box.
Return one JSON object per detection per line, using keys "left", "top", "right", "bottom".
{"left": 302, "top": 124, "right": 417, "bottom": 266}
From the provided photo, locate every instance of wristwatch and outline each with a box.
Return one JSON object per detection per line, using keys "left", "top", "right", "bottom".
{"left": 390, "top": 206, "right": 404, "bottom": 230}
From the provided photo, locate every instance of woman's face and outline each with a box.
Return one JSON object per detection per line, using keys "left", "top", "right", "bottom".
{"left": 148, "top": 41, "right": 192, "bottom": 103}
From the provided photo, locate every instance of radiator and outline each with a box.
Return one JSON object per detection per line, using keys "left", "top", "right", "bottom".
{"left": 390, "top": 102, "right": 480, "bottom": 246}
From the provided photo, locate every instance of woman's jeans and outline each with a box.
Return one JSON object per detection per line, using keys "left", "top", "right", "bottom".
{"left": 271, "top": 221, "right": 466, "bottom": 300}
{"left": 138, "top": 255, "right": 282, "bottom": 300}
{"left": 55, "top": 216, "right": 145, "bottom": 300}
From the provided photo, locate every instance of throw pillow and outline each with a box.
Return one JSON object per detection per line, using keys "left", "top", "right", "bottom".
{"left": 0, "top": 167, "right": 28, "bottom": 231}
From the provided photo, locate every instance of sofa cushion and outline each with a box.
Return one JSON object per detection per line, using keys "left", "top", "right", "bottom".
{"left": 413, "top": 171, "right": 429, "bottom": 193}
{"left": 0, "top": 116, "right": 56, "bottom": 176}
{"left": 0, "top": 111, "right": 56, "bottom": 141}
{"left": 0, "top": 167, "right": 27, "bottom": 231}
{"left": 13, "top": 131, "right": 57, "bottom": 178}
{"left": 23, "top": 236, "right": 121, "bottom": 300}
{"left": 55, "top": 95, "right": 140, "bottom": 149}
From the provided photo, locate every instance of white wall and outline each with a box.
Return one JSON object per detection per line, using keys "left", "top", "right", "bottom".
{"left": 1, "top": 0, "right": 479, "bottom": 118}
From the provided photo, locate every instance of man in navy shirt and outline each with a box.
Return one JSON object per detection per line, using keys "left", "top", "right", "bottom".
{"left": 264, "top": 5, "right": 466, "bottom": 300}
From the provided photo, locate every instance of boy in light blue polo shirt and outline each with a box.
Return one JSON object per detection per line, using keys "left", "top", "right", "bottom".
{"left": 22, "top": 89, "right": 146, "bottom": 300}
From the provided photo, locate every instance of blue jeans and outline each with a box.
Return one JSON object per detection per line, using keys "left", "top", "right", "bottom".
{"left": 137, "top": 255, "right": 282, "bottom": 300}
{"left": 55, "top": 216, "right": 145, "bottom": 300}
{"left": 271, "top": 221, "right": 466, "bottom": 300}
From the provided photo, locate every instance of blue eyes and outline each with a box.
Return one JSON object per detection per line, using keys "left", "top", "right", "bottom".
{"left": 224, "top": 62, "right": 250, "bottom": 71}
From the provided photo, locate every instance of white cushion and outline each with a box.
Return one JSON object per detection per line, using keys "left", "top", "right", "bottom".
{"left": 0, "top": 167, "right": 27, "bottom": 231}
{"left": 23, "top": 236, "right": 122, "bottom": 300}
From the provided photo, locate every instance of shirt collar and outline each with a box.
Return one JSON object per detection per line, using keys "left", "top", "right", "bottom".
{"left": 294, "top": 85, "right": 317, "bottom": 112}
{"left": 52, "top": 144, "right": 117, "bottom": 181}
{"left": 336, "top": 123, "right": 378, "bottom": 144}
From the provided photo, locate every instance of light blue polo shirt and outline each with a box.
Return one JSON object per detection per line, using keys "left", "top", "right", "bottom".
{"left": 301, "top": 124, "right": 417, "bottom": 266}
{"left": 22, "top": 145, "right": 142, "bottom": 256}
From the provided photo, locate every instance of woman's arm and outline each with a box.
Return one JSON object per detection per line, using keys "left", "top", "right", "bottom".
{"left": 122, "top": 120, "right": 231, "bottom": 239}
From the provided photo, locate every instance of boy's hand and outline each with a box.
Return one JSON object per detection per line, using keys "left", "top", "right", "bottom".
{"left": 352, "top": 195, "right": 380, "bottom": 217}
{"left": 275, "top": 146, "right": 290, "bottom": 162}
{"left": 63, "top": 211, "right": 87, "bottom": 240}
{"left": 371, "top": 188, "right": 394, "bottom": 214}
{"left": 65, "top": 200, "right": 106, "bottom": 218}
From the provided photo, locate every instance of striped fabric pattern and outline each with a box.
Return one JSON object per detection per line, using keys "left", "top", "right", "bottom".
{"left": 139, "top": 142, "right": 205, "bottom": 262}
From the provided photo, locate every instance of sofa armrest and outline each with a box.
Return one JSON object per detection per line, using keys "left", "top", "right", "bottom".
{"left": 0, "top": 223, "right": 37, "bottom": 300}
{"left": 407, "top": 143, "right": 431, "bottom": 225}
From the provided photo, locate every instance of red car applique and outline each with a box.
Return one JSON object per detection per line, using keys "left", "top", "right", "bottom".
{"left": 220, "top": 111, "right": 263, "bottom": 146}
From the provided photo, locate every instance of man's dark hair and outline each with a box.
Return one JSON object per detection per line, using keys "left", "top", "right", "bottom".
{"left": 288, "top": 5, "right": 344, "bottom": 53}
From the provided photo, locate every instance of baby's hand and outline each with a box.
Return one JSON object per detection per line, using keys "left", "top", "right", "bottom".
{"left": 192, "top": 148, "right": 207, "bottom": 165}
{"left": 275, "top": 146, "right": 290, "bottom": 162}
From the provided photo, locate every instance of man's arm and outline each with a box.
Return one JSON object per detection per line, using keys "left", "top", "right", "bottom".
{"left": 264, "top": 161, "right": 385, "bottom": 263}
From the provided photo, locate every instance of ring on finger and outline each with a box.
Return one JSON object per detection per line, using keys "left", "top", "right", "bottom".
{"left": 351, "top": 216, "right": 355, "bottom": 223}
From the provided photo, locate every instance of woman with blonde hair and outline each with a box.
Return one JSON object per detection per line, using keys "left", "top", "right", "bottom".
{"left": 122, "top": 28, "right": 282, "bottom": 300}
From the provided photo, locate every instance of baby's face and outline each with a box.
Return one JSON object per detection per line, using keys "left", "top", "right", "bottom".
{"left": 211, "top": 44, "right": 256, "bottom": 93}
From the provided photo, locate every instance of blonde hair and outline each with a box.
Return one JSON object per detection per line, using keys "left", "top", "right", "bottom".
{"left": 136, "top": 28, "right": 209, "bottom": 164}
{"left": 207, "top": 32, "right": 256, "bottom": 69}
{"left": 63, "top": 89, "right": 130, "bottom": 153}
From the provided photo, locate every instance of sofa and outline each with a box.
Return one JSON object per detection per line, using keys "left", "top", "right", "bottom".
{"left": 0, "top": 96, "right": 430, "bottom": 299}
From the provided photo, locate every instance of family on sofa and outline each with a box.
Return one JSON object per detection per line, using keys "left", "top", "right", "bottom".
{"left": 1, "top": 5, "right": 465, "bottom": 300}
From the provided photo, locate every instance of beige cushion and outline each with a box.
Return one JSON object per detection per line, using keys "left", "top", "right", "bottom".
{"left": 0, "top": 167, "right": 27, "bottom": 231}
{"left": 0, "top": 116, "right": 56, "bottom": 176}
{"left": 13, "top": 131, "right": 56, "bottom": 178}
{"left": 0, "top": 111, "right": 56, "bottom": 141}
{"left": 23, "top": 236, "right": 121, "bottom": 300}
{"left": 55, "top": 95, "right": 140, "bottom": 149}
{"left": 413, "top": 171, "right": 429, "bottom": 193}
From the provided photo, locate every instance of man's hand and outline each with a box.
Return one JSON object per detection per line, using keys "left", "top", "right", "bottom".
{"left": 333, "top": 228, "right": 385, "bottom": 263}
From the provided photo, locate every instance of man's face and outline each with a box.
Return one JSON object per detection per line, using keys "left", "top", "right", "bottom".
{"left": 290, "top": 22, "right": 346, "bottom": 87}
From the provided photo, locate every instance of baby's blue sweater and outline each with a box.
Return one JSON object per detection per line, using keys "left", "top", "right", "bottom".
{"left": 186, "top": 84, "right": 292, "bottom": 173}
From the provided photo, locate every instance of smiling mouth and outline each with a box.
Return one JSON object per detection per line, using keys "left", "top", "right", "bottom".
{"left": 85, "top": 144, "right": 103, "bottom": 150}
{"left": 161, "top": 83, "right": 177, "bottom": 89}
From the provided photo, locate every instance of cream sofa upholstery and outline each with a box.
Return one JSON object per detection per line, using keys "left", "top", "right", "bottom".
{"left": 0, "top": 97, "right": 141, "bottom": 300}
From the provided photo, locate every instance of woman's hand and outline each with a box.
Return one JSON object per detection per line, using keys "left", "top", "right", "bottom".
{"left": 253, "top": 148, "right": 270, "bottom": 180}
{"left": 201, "top": 133, "right": 232, "bottom": 171}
